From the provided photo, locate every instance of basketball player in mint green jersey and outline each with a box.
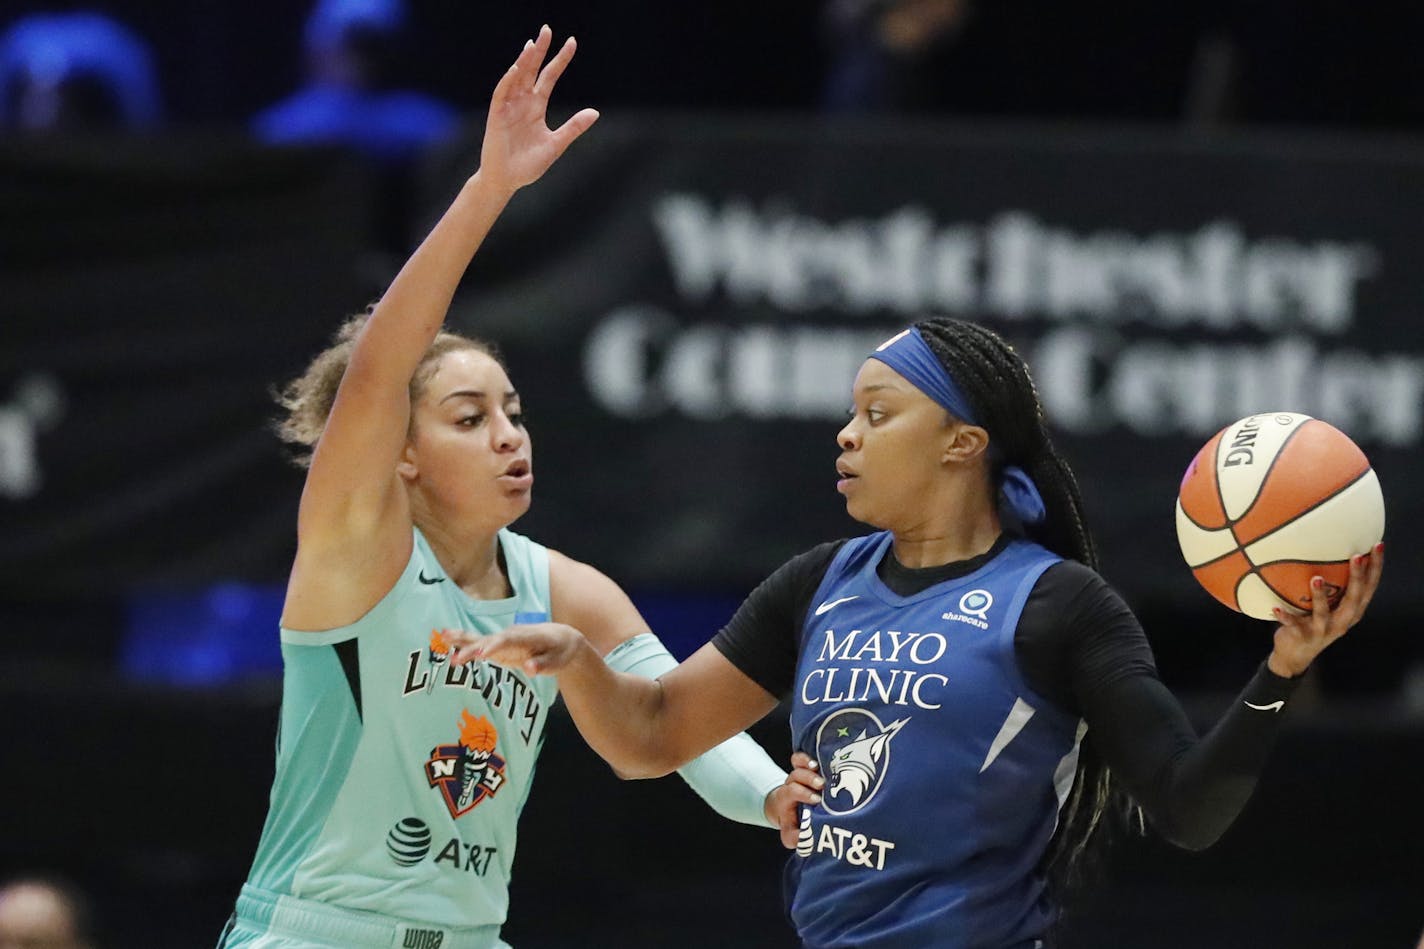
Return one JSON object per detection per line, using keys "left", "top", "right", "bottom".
{"left": 217, "top": 28, "right": 816, "bottom": 949}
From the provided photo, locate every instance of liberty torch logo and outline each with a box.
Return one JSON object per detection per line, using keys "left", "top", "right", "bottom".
{"left": 425, "top": 630, "right": 451, "bottom": 694}
{"left": 426, "top": 710, "right": 507, "bottom": 818}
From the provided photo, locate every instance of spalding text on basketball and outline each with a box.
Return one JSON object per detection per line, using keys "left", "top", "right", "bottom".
{"left": 1223, "top": 417, "right": 1263, "bottom": 467}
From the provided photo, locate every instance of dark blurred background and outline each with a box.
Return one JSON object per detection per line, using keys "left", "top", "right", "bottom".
{"left": 2, "top": 1, "right": 1422, "bottom": 947}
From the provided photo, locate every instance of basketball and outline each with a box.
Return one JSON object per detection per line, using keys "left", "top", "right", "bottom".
{"left": 1175, "top": 412, "right": 1385, "bottom": 620}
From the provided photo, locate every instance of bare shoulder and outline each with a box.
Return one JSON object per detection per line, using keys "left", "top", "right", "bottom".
{"left": 548, "top": 550, "right": 650, "bottom": 656}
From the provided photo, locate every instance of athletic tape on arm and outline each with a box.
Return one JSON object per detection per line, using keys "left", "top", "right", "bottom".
{"left": 604, "top": 633, "right": 785, "bottom": 828}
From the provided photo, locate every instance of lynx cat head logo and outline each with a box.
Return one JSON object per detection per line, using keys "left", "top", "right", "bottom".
{"left": 812, "top": 709, "right": 908, "bottom": 815}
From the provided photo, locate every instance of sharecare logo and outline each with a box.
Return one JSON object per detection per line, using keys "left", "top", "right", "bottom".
{"left": 942, "top": 589, "right": 993, "bottom": 629}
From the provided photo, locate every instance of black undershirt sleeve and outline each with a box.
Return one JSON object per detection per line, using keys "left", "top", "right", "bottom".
{"left": 711, "top": 541, "right": 845, "bottom": 700}
{"left": 1017, "top": 562, "right": 1305, "bottom": 850}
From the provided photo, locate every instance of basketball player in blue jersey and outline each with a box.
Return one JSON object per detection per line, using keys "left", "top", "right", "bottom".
{"left": 216, "top": 27, "right": 803, "bottom": 949}
{"left": 463, "top": 318, "right": 1385, "bottom": 948}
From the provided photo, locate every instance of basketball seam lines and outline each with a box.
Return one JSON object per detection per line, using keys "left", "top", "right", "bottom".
{"left": 1186, "top": 545, "right": 1243, "bottom": 573}
{"left": 1241, "top": 558, "right": 1341, "bottom": 614}
{"left": 1226, "top": 418, "right": 1308, "bottom": 540}
{"left": 1253, "top": 569, "right": 1301, "bottom": 610}
{"left": 1211, "top": 430, "right": 1229, "bottom": 530}
{"left": 1177, "top": 498, "right": 1224, "bottom": 533}
{"left": 1234, "top": 466, "right": 1373, "bottom": 551}
{"left": 1189, "top": 465, "right": 1372, "bottom": 575}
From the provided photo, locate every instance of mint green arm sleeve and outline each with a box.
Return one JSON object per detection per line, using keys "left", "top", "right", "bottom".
{"left": 603, "top": 633, "right": 786, "bottom": 828}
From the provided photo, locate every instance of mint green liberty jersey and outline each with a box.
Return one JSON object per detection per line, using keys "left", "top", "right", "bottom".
{"left": 243, "top": 527, "right": 559, "bottom": 929}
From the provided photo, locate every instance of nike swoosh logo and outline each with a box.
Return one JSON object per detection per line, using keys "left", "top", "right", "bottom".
{"left": 814, "top": 595, "right": 859, "bottom": 616}
{"left": 1244, "top": 700, "right": 1284, "bottom": 712}
{"left": 418, "top": 572, "right": 445, "bottom": 585}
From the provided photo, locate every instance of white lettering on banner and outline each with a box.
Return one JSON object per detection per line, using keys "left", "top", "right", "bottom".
{"left": 583, "top": 307, "right": 891, "bottom": 420}
{"left": 0, "top": 374, "right": 65, "bottom": 500}
{"left": 654, "top": 197, "right": 979, "bottom": 315}
{"left": 1033, "top": 328, "right": 1424, "bottom": 446}
{"left": 651, "top": 194, "right": 1378, "bottom": 333}
{"left": 580, "top": 311, "right": 1424, "bottom": 446}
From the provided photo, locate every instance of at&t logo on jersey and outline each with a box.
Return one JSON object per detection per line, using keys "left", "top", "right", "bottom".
{"left": 425, "top": 710, "right": 507, "bottom": 817}
{"left": 941, "top": 588, "right": 993, "bottom": 629}
{"left": 385, "top": 817, "right": 499, "bottom": 877}
{"left": 387, "top": 817, "right": 432, "bottom": 865}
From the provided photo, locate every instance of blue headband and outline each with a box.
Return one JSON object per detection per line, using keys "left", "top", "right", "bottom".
{"left": 869, "top": 328, "right": 1047, "bottom": 526}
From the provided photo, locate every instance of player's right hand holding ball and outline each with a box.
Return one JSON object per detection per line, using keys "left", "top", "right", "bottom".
{"left": 1267, "top": 543, "right": 1384, "bottom": 678}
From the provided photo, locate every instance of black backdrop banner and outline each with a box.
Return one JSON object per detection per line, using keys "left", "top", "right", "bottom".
{"left": 421, "top": 117, "right": 1422, "bottom": 610}
{"left": 4, "top": 122, "right": 1420, "bottom": 612}
{"left": 0, "top": 137, "right": 369, "bottom": 596}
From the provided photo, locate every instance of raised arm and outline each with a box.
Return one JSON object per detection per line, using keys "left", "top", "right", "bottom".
{"left": 283, "top": 27, "right": 598, "bottom": 629}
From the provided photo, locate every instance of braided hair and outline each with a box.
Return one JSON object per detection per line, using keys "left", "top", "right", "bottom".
{"left": 913, "top": 317, "right": 1137, "bottom": 907}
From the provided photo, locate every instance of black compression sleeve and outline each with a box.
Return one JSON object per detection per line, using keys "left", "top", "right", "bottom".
{"left": 1016, "top": 562, "right": 1304, "bottom": 850}
{"left": 1015, "top": 560, "right": 1158, "bottom": 717}
{"left": 710, "top": 541, "right": 843, "bottom": 699}
{"left": 1085, "top": 662, "right": 1303, "bottom": 850}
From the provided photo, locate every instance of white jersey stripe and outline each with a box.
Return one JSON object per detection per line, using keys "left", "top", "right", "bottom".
{"left": 979, "top": 697, "right": 1037, "bottom": 773}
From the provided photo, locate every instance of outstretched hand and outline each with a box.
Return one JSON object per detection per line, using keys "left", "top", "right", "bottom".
{"left": 767, "top": 752, "right": 825, "bottom": 849}
{"left": 479, "top": 24, "right": 599, "bottom": 194}
{"left": 448, "top": 622, "right": 586, "bottom": 676}
{"left": 1268, "top": 542, "right": 1384, "bottom": 678}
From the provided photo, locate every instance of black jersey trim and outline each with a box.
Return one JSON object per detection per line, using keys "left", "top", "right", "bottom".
{"left": 334, "top": 639, "right": 363, "bottom": 721}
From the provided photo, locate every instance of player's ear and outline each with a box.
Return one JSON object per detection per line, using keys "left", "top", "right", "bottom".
{"left": 397, "top": 439, "right": 419, "bottom": 481}
{"left": 941, "top": 423, "right": 990, "bottom": 466}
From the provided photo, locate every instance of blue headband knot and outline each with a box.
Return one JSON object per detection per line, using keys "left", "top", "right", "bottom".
{"left": 869, "top": 327, "right": 1047, "bottom": 526}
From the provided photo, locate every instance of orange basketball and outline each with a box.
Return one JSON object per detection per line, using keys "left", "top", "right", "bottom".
{"left": 1175, "top": 412, "right": 1384, "bottom": 620}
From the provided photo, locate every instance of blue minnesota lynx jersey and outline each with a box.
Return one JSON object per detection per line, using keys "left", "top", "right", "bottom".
{"left": 243, "top": 527, "right": 558, "bottom": 928}
{"left": 787, "top": 532, "right": 1082, "bottom": 949}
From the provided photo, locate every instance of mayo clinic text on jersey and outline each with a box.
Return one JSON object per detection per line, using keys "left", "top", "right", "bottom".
{"left": 801, "top": 628, "right": 952, "bottom": 710}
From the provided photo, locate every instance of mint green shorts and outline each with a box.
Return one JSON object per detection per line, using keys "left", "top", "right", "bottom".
{"left": 219, "top": 885, "right": 511, "bottom": 949}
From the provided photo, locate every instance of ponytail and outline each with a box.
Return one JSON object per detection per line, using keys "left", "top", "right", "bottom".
{"left": 913, "top": 317, "right": 1136, "bottom": 912}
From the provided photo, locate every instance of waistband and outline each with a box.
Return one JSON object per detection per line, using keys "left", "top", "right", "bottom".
{"left": 236, "top": 885, "right": 505, "bottom": 949}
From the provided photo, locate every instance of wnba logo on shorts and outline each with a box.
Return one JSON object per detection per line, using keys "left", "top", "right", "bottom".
{"left": 401, "top": 928, "right": 445, "bottom": 948}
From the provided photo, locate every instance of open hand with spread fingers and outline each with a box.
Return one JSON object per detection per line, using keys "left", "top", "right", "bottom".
{"left": 479, "top": 24, "right": 599, "bottom": 194}
{"left": 1268, "top": 542, "right": 1384, "bottom": 678}
{"left": 447, "top": 622, "right": 586, "bottom": 676}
